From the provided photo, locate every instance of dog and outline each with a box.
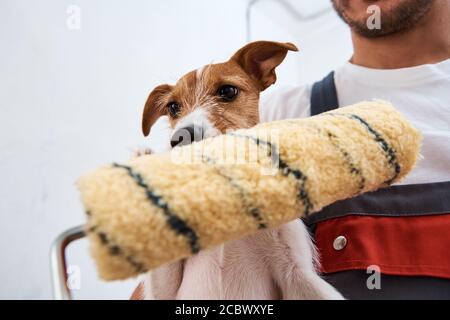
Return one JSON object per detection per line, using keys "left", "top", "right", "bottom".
{"left": 133, "top": 41, "right": 343, "bottom": 300}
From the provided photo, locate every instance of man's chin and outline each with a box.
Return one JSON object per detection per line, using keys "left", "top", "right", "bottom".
{"left": 333, "top": 0, "right": 435, "bottom": 39}
{"left": 351, "top": 23, "right": 398, "bottom": 39}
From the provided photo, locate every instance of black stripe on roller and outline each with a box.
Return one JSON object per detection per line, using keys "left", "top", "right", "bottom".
{"left": 201, "top": 155, "right": 266, "bottom": 229}
{"left": 329, "top": 113, "right": 401, "bottom": 185}
{"left": 228, "top": 133, "right": 313, "bottom": 215}
{"left": 326, "top": 131, "right": 366, "bottom": 192}
{"left": 112, "top": 163, "right": 200, "bottom": 254}
{"left": 86, "top": 226, "right": 147, "bottom": 274}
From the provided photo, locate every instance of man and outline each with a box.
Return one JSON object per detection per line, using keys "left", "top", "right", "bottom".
{"left": 260, "top": 0, "right": 450, "bottom": 298}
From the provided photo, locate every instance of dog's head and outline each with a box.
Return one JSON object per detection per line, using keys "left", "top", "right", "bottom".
{"left": 141, "top": 41, "right": 298, "bottom": 147}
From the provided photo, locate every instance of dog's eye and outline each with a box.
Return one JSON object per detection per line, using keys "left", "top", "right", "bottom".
{"left": 218, "top": 85, "right": 239, "bottom": 101}
{"left": 167, "top": 102, "right": 181, "bottom": 118}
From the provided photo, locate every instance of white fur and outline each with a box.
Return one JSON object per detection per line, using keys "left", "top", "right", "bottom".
{"left": 143, "top": 220, "right": 343, "bottom": 300}
{"left": 196, "top": 65, "right": 206, "bottom": 82}
{"left": 171, "top": 108, "right": 220, "bottom": 140}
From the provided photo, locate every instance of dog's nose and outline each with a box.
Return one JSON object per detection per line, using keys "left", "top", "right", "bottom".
{"left": 170, "top": 126, "right": 204, "bottom": 148}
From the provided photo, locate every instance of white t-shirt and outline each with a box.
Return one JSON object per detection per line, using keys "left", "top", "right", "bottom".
{"left": 260, "top": 59, "right": 450, "bottom": 185}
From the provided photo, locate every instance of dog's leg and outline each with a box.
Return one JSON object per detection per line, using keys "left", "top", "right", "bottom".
{"left": 142, "top": 259, "right": 185, "bottom": 300}
{"left": 133, "top": 147, "right": 154, "bottom": 158}
{"left": 269, "top": 220, "right": 344, "bottom": 300}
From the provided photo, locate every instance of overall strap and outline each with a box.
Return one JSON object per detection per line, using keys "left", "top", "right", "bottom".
{"left": 310, "top": 71, "right": 339, "bottom": 115}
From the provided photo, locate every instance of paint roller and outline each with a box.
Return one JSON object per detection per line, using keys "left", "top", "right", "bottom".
{"left": 76, "top": 100, "right": 421, "bottom": 281}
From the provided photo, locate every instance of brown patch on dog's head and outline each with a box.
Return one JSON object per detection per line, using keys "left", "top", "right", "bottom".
{"left": 142, "top": 41, "right": 298, "bottom": 137}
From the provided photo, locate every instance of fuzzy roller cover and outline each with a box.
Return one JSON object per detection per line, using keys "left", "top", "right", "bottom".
{"left": 77, "top": 100, "right": 421, "bottom": 280}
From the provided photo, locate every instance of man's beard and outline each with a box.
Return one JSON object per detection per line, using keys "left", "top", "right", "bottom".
{"left": 332, "top": 0, "right": 435, "bottom": 38}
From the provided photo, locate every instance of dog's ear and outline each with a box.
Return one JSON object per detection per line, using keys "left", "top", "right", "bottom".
{"left": 230, "top": 41, "right": 298, "bottom": 91}
{"left": 142, "top": 84, "right": 172, "bottom": 136}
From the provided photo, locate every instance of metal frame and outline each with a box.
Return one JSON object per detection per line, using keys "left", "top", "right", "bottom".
{"left": 50, "top": 225, "right": 86, "bottom": 300}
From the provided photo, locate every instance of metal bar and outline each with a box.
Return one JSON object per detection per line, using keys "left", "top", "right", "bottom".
{"left": 50, "top": 225, "right": 86, "bottom": 300}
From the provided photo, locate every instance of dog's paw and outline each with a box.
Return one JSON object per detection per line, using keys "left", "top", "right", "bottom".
{"left": 134, "top": 148, "right": 154, "bottom": 158}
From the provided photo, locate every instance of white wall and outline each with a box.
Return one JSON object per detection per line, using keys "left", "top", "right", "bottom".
{"left": 0, "top": 0, "right": 352, "bottom": 299}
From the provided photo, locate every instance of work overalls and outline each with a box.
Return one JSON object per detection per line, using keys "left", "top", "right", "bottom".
{"left": 304, "top": 72, "right": 450, "bottom": 299}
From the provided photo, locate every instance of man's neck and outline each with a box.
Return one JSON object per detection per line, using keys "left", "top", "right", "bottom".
{"left": 351, "top": 1, "right": 450, "bottom": 69}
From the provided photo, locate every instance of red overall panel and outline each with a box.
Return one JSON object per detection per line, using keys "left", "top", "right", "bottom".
{"left": 315, "top": 214, "right": 450, "bottom": 279}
